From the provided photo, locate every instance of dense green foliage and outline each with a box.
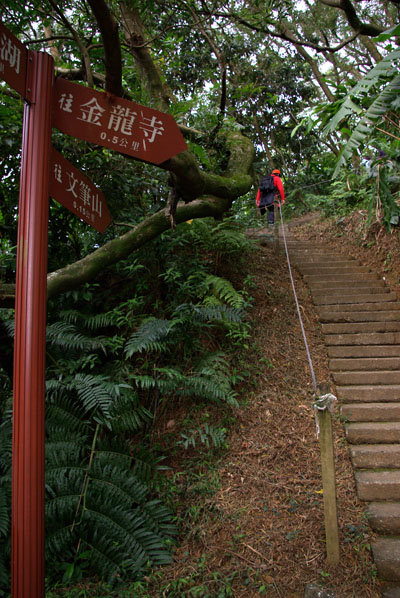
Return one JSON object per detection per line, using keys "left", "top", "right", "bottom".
{"left": 0, "top": 217, "right": 253, "bottom": 592}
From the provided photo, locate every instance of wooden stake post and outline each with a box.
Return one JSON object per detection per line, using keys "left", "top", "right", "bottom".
{"left": 316, "top": 383, "right": 340, "bottom": 565}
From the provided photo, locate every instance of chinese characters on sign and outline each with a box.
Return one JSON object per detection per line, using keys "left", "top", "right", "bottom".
{"left": 0, "top": 21, "right": 27, "bottom": 97}
{"left": 0, "top": 23, "right": 28, "bottom": 97}
{"left": 53, "top": 77, "right": 187, "bottom": 164}
{"left": 49, "top": 148, "right": 112, "bottom": 233}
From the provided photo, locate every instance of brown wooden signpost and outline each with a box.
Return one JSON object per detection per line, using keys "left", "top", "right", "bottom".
{"left": 0, "top": 18, "right": 187, "bottom": 598}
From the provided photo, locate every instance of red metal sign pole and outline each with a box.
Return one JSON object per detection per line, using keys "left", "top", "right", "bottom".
{"left": 11, "top": 50, "right": 54, "bottom": 598}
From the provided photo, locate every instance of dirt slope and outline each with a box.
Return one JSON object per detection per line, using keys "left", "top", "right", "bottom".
{"left": 156, "top": 214, "right": 383, "bottom": 598}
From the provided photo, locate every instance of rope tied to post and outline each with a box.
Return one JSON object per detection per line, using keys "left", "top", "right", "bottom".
{"left": 312, "top": 392, "right": 337, "bottom": 438}
{"left": 276, "top": 205, "right": 340, "bottom": 563}
{"left": 277, "top": 204, "right": 338, "bottom": 438}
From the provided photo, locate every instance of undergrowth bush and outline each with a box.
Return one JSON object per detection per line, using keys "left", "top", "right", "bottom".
{"left": 0, "top": 216, "right": 255, "bottom": 593}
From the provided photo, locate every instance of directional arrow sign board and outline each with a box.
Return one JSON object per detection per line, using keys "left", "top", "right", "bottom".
{"left": 49, "top": 148, "right": 112, "bottom": 233}
{"left": 0, "top": 21, "right": 28, "bottom": 97}
{"left": 53, "top": 78, "right": 187, "bottom": 164}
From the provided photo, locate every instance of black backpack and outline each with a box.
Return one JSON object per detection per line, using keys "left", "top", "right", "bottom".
{"left": 259, "top": 175, "right": 275, "bottom": 207}
{"left": 259, "top": 175, "right": 275, "bottom": 194}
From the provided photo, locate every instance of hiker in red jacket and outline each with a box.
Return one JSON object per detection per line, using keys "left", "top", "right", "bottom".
{"left": 256, "top": 169, "right": 285, "bottom": 225}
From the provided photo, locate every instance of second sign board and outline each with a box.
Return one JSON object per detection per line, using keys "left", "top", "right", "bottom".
{"left": 53, "top": 78, "right": 187, "bottom": 165}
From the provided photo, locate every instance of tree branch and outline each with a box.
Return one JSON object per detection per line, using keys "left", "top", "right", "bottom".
{"left": 186, "top": 3, "right": 227, "bottom": 114}
{"left": 46, "top": 126, "right": 254, "bottom": 298}
{"left": 47, "top": 0, "right": 94, "bottom": 86}
{"left": 318, "top": 0, "right": 384, "bottom": 36}
{"left": 55, "top": 67, "right": 106, "bottom": 85}
{"left": 201, "top": 9, "right": 360, "bottom": 53}
{"left": 280, "top": 24, "right": 335, "bottom": 101}
{"left": 47, "top": 196, "right": 230, "bottom": 299}
{"left": 120, "top": 2, "right": 176, "bottom": 111}
{"left": 87, "top": 0, "right": 123, "bottom": 96}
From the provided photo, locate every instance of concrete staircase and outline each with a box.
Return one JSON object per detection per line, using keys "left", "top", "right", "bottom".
{"left": 287, "top": 240, "right": 400, "bottom": 598}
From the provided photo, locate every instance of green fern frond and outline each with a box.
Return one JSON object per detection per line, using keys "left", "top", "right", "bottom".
{"left": 323, "top": 48, "right": 400, "bottom": 136}
{"left": 0, "top": 316, "right": 14, "bottom": 338}
{"left": 78, "top": 532, "right": 146, "bottom": 581}
{"left": 188, "top": 217, "right": 252, "bottom": 258}
{"left": 174, "top": 302, "right": 243, "bottom": 323}
{"left": 94, "top": 441, "right": 168, "bottom": 493}
{"left": 69, "top": 374, "right": 117, "bottom": 418}
{"left": 178, "top": 423, "right": 227, "bottom": 450}
{"left": 46, "top": 525, "right": 75, "bottom": 558}
{"left": 46, "top": 494, "right": 82, "bottom": 524}
{"left": 88, "top": 476, "right": 147, "bottom": 509}
{"left": 0, "top": 485, "right": 9, "bottom": 538}
{"left": 131, "top": 448, "right": 169, "bottom": 487}
{"left": 334, "top": 74, "right": 400, "bottom": 175}
{"left": 203, "top": 275, "right": 245, "bottom": 309}
{"left": 0, "top": 419, "right": 12, "bottom": 473}
{"left": 196, "top": 351, "right": 231, "bottom": 376}
{"left": 46, "top": 385, "right": 90, "bottom": 436}
{"left": 0, "top": 555, "right": 9, "bottom": 593}
{"left": 131, "top": 368, "right": 184, "bottom": 394}
{"left": 80, "top": 471, "right": 174, "bottom": 571}
{"left": 108, "top": 394, "right": 153, "bottom": 433}
{"left": 212, "top": 227, "right": 252, "bottom": 257}
{"left": 191, "top": 352, "right": 238, "bottom": 406}
{"left": 124, "top": 318, "right": 177, "bottom": 357}
{"left": 46, "top": 321, "right": 107, "bottom": 354}
{"left": 181, "top": 375, "right": 238, "bottom": 406}
{"left": 59, "top": 309, "right": 115, "bottom": 330}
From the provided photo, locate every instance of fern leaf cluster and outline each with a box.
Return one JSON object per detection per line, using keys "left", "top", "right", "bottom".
{"left": 44, "top": 373, "right": 176, "bottom": 586}
{"left": 130, "top": 351, "right": 238, "bottom": 407}
{"left": 0, "top": 213, "right": 256, "bottom": 591}
{"left": 178, "top": 423, "right": 227, "bottom": 450}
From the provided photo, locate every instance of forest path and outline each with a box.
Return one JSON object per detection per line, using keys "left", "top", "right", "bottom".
{"left": 164, "top": 216, "right": 383, "bottom": 598}
{"left": 283, "top": 220, "right": 400, "bottom": 598}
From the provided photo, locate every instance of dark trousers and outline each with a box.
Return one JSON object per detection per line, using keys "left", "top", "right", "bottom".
{"left": 260, "top": 204, "right": 274, "bottom": 224}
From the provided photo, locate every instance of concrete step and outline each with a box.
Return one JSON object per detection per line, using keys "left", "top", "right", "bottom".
{"left": 355, "top": 470, "right": 400, "bottom": 501}
{"left": 292, "top": 239, "right": 400, "bottom": 589}
{"left": 323, "top": 321, "right": 400, "bottom": 335}
{"left": 309, "top": 279, "right": 385, "bottom": 289}
{"left": 350, "top": 444, "right": 400, "bottom": 467}
{"left": 328, "top": 345, "right": 400, "bottom": 358}
{"left": 366, "top": 502, "right": 400, "bottom": 534}
{"left": 334, "top": 371, "right": 400, "bottom": 385}
{"left": 320, "top": 310, "right": 400, "bottom": 323}
{"left": 342, "top": 403, "right": 400, "bottom": 422}
{"left": 305, "top": 273, "right": 380, "bottom": 283}
{"left": 313, "top": 287, "right": 388, "bottom": 298}
{"left": 285, "top": 242, "right": 329, "bottom": 247}
{"left": 290, "top": 253, "right": 338, "bottom": 258}
{"left": 300, "top": 265, "right": 372, "bottom": 275}
{"left": 293, "top": 259, "right": 359, "bottom": 267}
{"left": 345, "top": 422, "right": 400, "bottom": 444}
{"left": 337, "top": 385, "right": 400, "bottom": 403}
{"left": 331, "top": 357, "right": 400, "bottom": 371}
{"left": 325, "top": 331, "right": 400, "bottom": 345}
{"left": 318, "top": 302, "right": 400, "bottom": 314}
{"left": 314, "top": 292, "right": 398, "bottom": 306}
{"left": 372, "top": 537, "right": 400, "bottom": 581}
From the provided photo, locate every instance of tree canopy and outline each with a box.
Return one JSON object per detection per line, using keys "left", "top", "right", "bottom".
{"left": 0, "top": 0, "right": 399, "bottom": 298}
